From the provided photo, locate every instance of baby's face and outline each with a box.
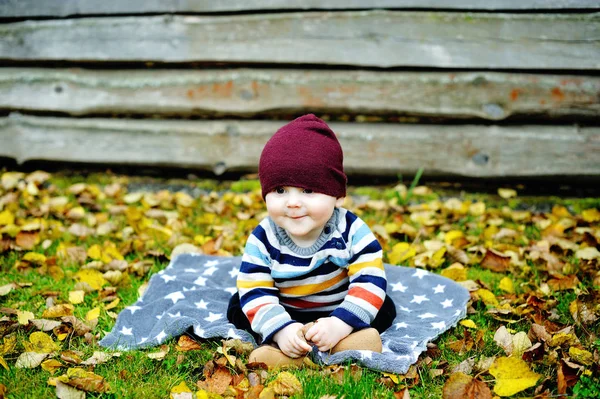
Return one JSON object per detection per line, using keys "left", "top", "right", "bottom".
{"left": 265, "top": 186, "right": 344, "bottom": 247}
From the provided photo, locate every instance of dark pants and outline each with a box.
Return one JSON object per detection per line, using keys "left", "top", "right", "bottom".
{"left": 227, "top": 292, "right": 397, "bottom": 343}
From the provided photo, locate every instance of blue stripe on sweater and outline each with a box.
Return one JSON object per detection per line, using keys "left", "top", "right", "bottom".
{"left": 349, "top": 275, "right": 387, "bottom": 290}
{"left": 348, "top": 240, "right": 382, "bottom": 264}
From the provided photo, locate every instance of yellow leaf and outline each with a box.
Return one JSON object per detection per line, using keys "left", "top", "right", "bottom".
{"left": 25, "top": 331, "right": 58, "bottom": 353}
{"left": 196, "top": 390, "right": 210, "bottom": 399}
{"left": 430, "top": 247, "right": 446, "bottom": 268}
{"left": 75, "top": 269, "right": 107, "bottom": 291}
{"left": 382, "top": 372, "right": 399, "bottom": 384}
{"left": 460, "top": 320, "right": 477, "bottom": 329}
{"left": 0, "top": 355, "right": 8, "bottom": 371}
{"left": 469, "top": 202, "right": 486, "bottom": 216}
{"left": 86, "top": 307, "right": 101, "bottom": 321}
{"left": 42, "top": 304, "right": 74, "bottom": 318}
{"left": 87, "top": 244, "right": 102, "bottom": 260}
{"left": 498, "top": 277, "right": 515, "bottom": 294}
{"left": 41, "top": 359, "right": 63, "bottom": 374}
{"left": 444, "top": 230, "right": 464, "bottom": 245}
{"left": 489, "top": 357, "right": 541, "bottom": 396}
{"left": 170, "top": 381, "right": 192, "bottom": 398}
{"left": 582, "top": 208, "right": 600, "bottom": 223}
{"left": 0, "top": 335, "right": 17, "bottom": 355}
{"left": 104, "top": 298, "right": 120, "bottom": 310}
{"left": 17, "top": 310, "right": 35, "bottom": 325}
{"left": 569, "top": 347, "right": 593, "bottom": 366}
{"left": 57, "top": 333, "right": 69, "bottom": 341}
{"left": 441, "top": 263, "right": 467, "bottom": 282}
{"left": 575, "top": 247, "right": 600, "bottom": 260}
{"left": 498, "top": 188, "right": 517, "bottom": 199}
{"left": 388, "top": 242, "right": 416, "bottom": 265}
{"left": 0, "top": 210, "right": 14, "bottom": 226}
{"left": 267, "top": 371, "right": 303, "bottom": 396}
{"left": 101, "top": 244, "right": 124, "bottom": 263}
{"left": 476, "top": 289, "right": 499, "bottom": 307}
{"left": 23, "top": 252, "right": 47, "bottom": 265}
{"left": 69, "top": 290, "right": 85, "bottom": 305}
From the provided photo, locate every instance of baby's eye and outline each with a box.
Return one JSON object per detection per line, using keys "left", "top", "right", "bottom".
{"left": 303, "top": 189, "right": 314, "bottom": 194}
{"left": 274, "top": 187, "right": 286, "bottom": 194}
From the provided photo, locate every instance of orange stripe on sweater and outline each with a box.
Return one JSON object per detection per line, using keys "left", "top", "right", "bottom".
{"left": 348, "top": 286, "right": 384, "bottom": 309}
{"left": 246, "top": 303, "right": 269, "bottom": 323}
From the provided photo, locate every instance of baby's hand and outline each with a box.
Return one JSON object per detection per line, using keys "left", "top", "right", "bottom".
{"left": 273, "top": 323, "right": 313, "bottom": 358}
{"left": 304, "top": 317, "right": 353, "bottom": 352}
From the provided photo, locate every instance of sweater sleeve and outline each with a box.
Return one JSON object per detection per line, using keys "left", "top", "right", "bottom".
{"left": 330, "top": 217, "right": 387, "bottom": 330}
{"left": 236, "top": 223, "right": 294, "bottom": 343}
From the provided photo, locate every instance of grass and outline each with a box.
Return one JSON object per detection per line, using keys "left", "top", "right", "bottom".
{"left": 1, "top": 170, "right": 599, "bottom": 398}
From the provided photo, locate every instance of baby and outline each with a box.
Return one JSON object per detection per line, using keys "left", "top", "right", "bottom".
{"left": 227, "top": 114, "right": 396, "bottom": 367}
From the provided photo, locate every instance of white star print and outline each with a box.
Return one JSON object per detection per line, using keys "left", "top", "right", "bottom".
{"left": 396, "top": 354, "right": 411, "bottom": 361}
{"left": 194, "top": 326, "right": 205, "bottom": 337}
{"left": 395, "top": 322, "right": 408, "bottom": 329}
{"left": 203, "top": 266, "right": 218, "bottom": 276}
{"left": 160, "top": 274, "right": 176, "bottom": 283}
{"left": 184, "top": 268, "right": 197, "bottom": 273}
{"left": 139, "top": 337, "right": 149, "bottom": 344}
{"left": 391, "top": 281, "right": 407, "bottom": 292}
{"left": 228, "top": 267, "right": 239, "bottom": 278}
{"left": 120, "top": 326, "right": 133, "bottom": 336}
{"left": 168, "top": 312, "right": 182, "bottom": 318}
{"left": 454, "top": 309, "right": 462, "bottom": 316}
{"left": 156, "top": 311, "right": 165, "bottom": 320}
{"left": 193, "top": 276, "right": 207, "bottom": 286}
{"left": 431, "top": 321, "right": 446, "bottom": 330}
{"left": 155, "top": 330, "right": 167, "bottom": 343}
{"left": 412, "top": 269, "right": 429, "bottom": 279}
{"left": 402, "top": 334, "right": 414, "bottom": 339}
{"left": 224, "top": 287, "right": 237, "bottom": 295}
{"left": 381, "top": 341, "right": 393, "bottom": 353}
{"left": 195, "top": 299, "right": 208, "bottom": 309}
{"left": 410, "top": 341, "right": 418, "bottom": 349}
{"left": 204, "top": 260, "right": 219, "bottom": 267}
{"left": 359, "top": 350, "right": 373, "bottom": 360}
{"left": 398, "top": 305, "right": 412, "bottom": 313}
{"left": 204, "top": 312, "right": 223, "bottom": 323}
{"left": 127, "top": 306, "right": 142, "bottom": 315}
{"left": 418, "top": 313, "right": 436, "bottom": 319}
{"left": 410, "top": 295, "right": 429, "bottom": 304}
{"left": 226, "top": 328, "right": 242, "bottom": 339}
{"left": 165, "top": 291, "right": 185, "bottom": 304}
{"left": 441, "top": 299, "right": 453, "bottom": 308}
{"left": 433, "top": 284, "right": 446, "bottom": 294}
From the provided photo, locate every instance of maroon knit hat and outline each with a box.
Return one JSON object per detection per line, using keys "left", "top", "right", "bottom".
{"left": 259, "top": 114, "right": 347, "bottom": 199}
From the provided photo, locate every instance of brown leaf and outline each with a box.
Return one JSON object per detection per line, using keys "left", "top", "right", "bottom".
{"left": 267, "top": 371, "right": 303, "bottom": 396}
{"left": 480, "top": 249, "right": 510, "bottom": 272}
{"left": 547, "top": 275, "right": 579, "bottom": 291}
{"left": 443, "top": 372, "right": 492, "bottom": 399}
{"left": 176, "top": 335, "right": 202, "bottom": 351}
{"left": 16, "top": 231, "right": 39, "bottom": 250}
{"left": 196, "top": 365, "right": 232, "bottom": 395}
{"left": 63, "top": 368, "right": 110, "bottom": 393}
{"left": 394, "top": 388, "right": 410, "bottom": 399}
{"left": 557, "top": 359, "right": 580, "bottom": 395}
{"left": 61, "top": 316, "right": 92, "bottom": 336}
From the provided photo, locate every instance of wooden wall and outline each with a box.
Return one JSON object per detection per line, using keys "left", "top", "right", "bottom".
{"left": 1, "top": 1, "right": 599, "bottom": 179}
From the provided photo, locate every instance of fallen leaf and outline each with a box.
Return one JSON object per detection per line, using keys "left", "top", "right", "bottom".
{"left": 55, "top": 380, "right": 85, "bottom": 399}
{"left": 388, "top": 242, "right": 416, "bottom": 265}
{"left": 460, "top": 320, "right": 477, "bottom": 329}
{"left": 68, "top": 291, "right": 85, "bottom": 305}
{"left": 85, "top": 307, "right": 101, "bottom": 321}
{"left": 17, "top": 310, "right": 35, "bottom": 325}
{"left": 267, "top": 371, "right": 303, "bottom": 396}
{"left": 42, "top": 304, "right": 74, "bottom": 318}
{"left": 25, "top": 331, "right": 58, "bottom": 353}
{"left": 196, "top": 365, "right": 233, "bottom": 395}
{"left": 0, "top": 283, "right": 16, "bottom": 296}
{"left": 442, "top": 372, "right": 492, "bottom": 399}
{"left": 568, "top": 347, "right": 593, "bottom": 366}
{"left": 170, "top": 381, "right": 193, "bottom": 399}
{"left": 480, "top": 249, "right": 511, "bottom": 272}
{"left": 441, "top": 263, "right": 468, "bottom": 282}
{"left": 498, "top": 188, "right": 517, "bottom": 199}
{"left": 15, "top": 352, "right": 48, "bottom": 368}
{"left": 58, "top": 367, "right": 110, "bottom": 393}
{"left": 575, "top": 247, "right": 600, "bottom": 260}
{"left": 498, "top": 277, "right": 514, "bottom": 294}
{"left": 176, "top": 335, "right": 202, "bottom": 351}
{"left": 74, "top": 269, "right": 107, "bottom": 291}
{"left": 41, "top": 359, "right": 63, "bottom": 374}
{"left": 489, "top": 356, "right": 541, "bottom": 397}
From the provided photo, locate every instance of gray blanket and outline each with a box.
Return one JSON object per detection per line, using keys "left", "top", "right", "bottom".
{"left": 99, "top": 254, "right": 469, "bottom": 374}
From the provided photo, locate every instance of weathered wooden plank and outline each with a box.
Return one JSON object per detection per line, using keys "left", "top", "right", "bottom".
{"left": 1, "top": 0, "right": 598, "bottom": 17}
{"left": 1, "top": 114, "right": 598, "bottom": 178}
{"left": 1, "top": 12, "right": 598, "bottom": 69}
{"left": 1, "top": 68, "right": 599, "bottom": 120}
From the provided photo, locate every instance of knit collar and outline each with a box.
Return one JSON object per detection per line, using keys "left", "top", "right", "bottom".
{"left": 269, "top": 208, "right": 339, "bottom": 256}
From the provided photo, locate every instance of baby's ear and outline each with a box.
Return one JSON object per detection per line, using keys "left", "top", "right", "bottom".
{"left": 335, "top": 197, "right": 345, "bottom": 207}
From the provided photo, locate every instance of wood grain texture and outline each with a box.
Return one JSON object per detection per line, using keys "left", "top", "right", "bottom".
{"left": 1, "top": 0, "right": 598, "bottom": 17}
{"left": 2, "top": 114, "right": 598, "bottom": 178}
{"left": 1, "top": 68, "right": 599, "bottom": 120}
{"left": 1, "top": 12, "right": 598, "bottom": 69}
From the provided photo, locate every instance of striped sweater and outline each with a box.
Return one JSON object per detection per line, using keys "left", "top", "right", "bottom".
{"left": 237, "top": 207, "right": 387, "bottom": 342}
